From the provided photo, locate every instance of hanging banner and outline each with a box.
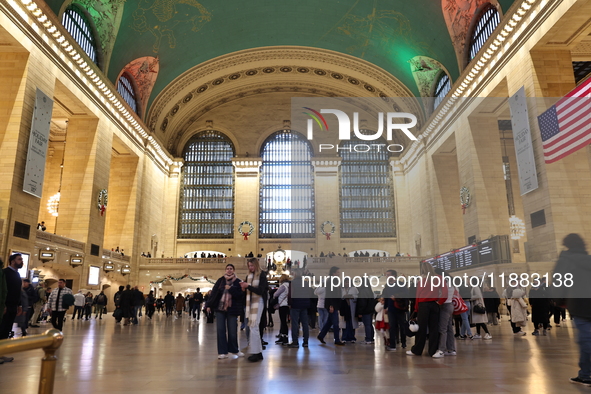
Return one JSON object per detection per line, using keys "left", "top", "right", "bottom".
{"left": 23, "top": 88, "right": 53, "bottom": 198}
{"left": 509, "top": 86, "right": 539, "bottom": 195}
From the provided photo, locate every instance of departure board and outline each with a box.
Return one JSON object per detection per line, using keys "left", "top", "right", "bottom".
{"left": 420, "top": 235, "right": 510, "bottom": 272}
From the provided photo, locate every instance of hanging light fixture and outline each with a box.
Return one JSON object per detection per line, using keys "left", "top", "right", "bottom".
{"left": 509, "top": 215, "right": 526, "bottom": 239}
{"left": 47, "top": 192, "right": 60, "bottom": 216}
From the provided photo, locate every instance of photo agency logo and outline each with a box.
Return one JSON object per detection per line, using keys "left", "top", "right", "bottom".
{"left": 302, "top": 106, "right": 418, "bottom": 153}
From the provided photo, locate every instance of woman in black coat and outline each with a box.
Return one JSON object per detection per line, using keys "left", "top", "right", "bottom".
{"left": 120, "top": 285, "right": 134, "bottom": 326}
{"left": 205, "top": 264, "right": 244, "bottom": 359}
{"left": 529, "top": 284, "right": 552, "bottom": 335}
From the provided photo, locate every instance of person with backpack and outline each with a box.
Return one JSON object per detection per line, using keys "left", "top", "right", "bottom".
{"left": 190, "top": 290, "right": 204, "bottom": 321}
{"left": 94, "top": 291, "right": 107, "bottom": 319}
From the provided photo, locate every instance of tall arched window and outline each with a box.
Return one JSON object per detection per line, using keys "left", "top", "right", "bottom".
{"left": 469, "top": 5, "right": 500, "bottom": 61}
{"left": 62, "top": 5, "right": 98, "bottom": 65}
{"left": 433, "top": 72, "right": 451, "bottom": 110}
{"left": 116, "top": 73, "right": 138, "bottom": 114}
{"left": 179, "top": 131, "right": 235, "bottom": 239}
{"left": 259, "top": 130, "right": 315, "bottom": 238}
{"left": 339, "top": 134, "right": 395, "bottom": 238}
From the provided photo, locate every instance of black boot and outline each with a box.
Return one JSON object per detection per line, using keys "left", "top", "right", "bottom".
{"left": 275, "top": 334, "right": 287, "bottom": 345}
{"left": 247, "top": 353, "right": 263, "bottom": 362}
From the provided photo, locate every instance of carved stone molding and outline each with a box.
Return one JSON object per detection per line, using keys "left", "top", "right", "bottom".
{"left": 146, "top": 46, "right": 425, "bottom": 153}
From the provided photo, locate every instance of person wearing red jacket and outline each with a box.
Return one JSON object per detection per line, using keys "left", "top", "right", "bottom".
{"left": 407, "top": 262, "right": 449, "bottom": 357}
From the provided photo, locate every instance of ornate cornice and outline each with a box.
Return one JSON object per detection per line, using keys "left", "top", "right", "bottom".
{"left": 147, "top": 47, "right": 425, "bottom": 152}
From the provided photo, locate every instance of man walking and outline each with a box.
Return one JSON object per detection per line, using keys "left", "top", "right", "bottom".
{"left": 553, "top": 234, "right": 591, "bottom": 386}
{"left": 287, "top": 269, "right": 311, "bottom": 348}
{"left": 47, "top": 279, "right": 73, "bottom": 331}
{"left": 0, "top": 254, "right": 23, "bottom": 364}
{"left": 132, "top": 286, "right": 144, "bottom": 324}
{"left": 29, "top": 282, "right": 47, "bottom": 327}
{"left": 73, "top": 290, "right": 85, "bottom": 320}
{"left": 113, "top": 285, "right": 124, "bottom": 324}
{"left": 94, "top": 291, "right": 107, "bottom": 319}
{"left": 22, "top": 279, "right": 38, "bottom": 330}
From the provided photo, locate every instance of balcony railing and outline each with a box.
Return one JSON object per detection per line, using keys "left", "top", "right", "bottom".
{"left": 141, "top": 257, "right": 227, "bottom": 265}
{"left": 102, "top": 249, "right": 131, "bottom": 262}
{"left": 36, "top": 230, "right": 85, "bottom": 251}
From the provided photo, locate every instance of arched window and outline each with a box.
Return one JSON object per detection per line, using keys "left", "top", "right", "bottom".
{"left": 259, "top": 130, "right": 315, "bottom": 238}
{"left": 117, "top": 73, "right": 138, "bottom": 114}
{"left": 179, "top": 131, "right": 235, "bottom": 239}
{"left": 62, "top": 5, "right": 98, "bottom": 65}
{"left": 339, "top": 134, "right": 395, "bottom": 238}
{"left": 469, "top": 5, "right": 500, "bottom": 61}
{"left": 433, "top": 72, "right": 451, "bottom": 110}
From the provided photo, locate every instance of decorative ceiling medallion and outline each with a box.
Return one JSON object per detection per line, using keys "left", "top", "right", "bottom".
{"left": 331, "top": 73, "right": 344, "bottom": 79}
{"left": 245, "top": 69, "right": 258, "bottom": 76}
{"left": 212, "top": 78, "right": 224, "bottom": 85}
{"left": 263, "top": 67, "right": 275, "bottom": 73}
{"left": 297, "top": 67, "right": 309, "bottom": 73}
{"left": 348, "top": 77, "right": 359, "bottom": 85}
{"left": 197, "top": 85, "right": 208, "bottom": 93}
{"left": 314, "top": 69, "right": 327, "bottom": 76}
{"left": 229, "top": 73, "right": 241, "bottom": 80}
{"left": 280, "top": 67, "right": 292, "bottom": 72}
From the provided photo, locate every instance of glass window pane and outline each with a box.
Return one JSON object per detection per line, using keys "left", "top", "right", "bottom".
{"left": 339, "top": 134, "right": 395, "bottom": 238}
{"left": 178, "top": 131, "right": 235, "bottom": 239}
{"left": 469, "top": 6, "right": 500, "bottom": 61}
{"left": 259, "top": 130, "right": 315, "bottom": 238}
{"left": 117, "top": 73, "right": 138, "bottom": 113}
{"left": 62, "top": 6, "right": 98, "bottom": 65}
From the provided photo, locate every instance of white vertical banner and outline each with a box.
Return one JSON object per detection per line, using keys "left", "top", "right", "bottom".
{"left": 23, "top": 88, "right": 53, "bottom": 198}
{"left": 509, "top": 86, "right": 539, "bottom": 195}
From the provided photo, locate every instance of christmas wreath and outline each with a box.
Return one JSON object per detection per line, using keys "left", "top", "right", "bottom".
{"left": 98, "top": 189, "right": 108, "bottom": 216}
{"left": 460, "top": 186, "right": 471, "bottom": 214}
{"left": 237, "top": 220, "right": 255, "bottom": 240}
{"left": 320, "top": 221, "right": 336, "bottom": 240}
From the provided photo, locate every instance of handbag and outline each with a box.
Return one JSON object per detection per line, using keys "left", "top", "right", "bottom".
{"left": 113, "top": 308, "right": 123, "bottom": 319}
{"left": 473, "top": 303, "right": 486, "bottom": 314}
{"left": 269, "top": 296, "right": 279, "bottom": 310}
{"left": 452, "top": 289, "right": 468, "bottom": 315}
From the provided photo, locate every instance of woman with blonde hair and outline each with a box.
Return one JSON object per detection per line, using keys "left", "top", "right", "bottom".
{"left": 273, "top": 274, "right": 291, "bottom": 345}
{"left": 240, "top": 258, "right": 268, "bottom": 362}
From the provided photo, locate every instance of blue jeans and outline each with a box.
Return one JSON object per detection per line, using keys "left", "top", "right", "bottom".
{"left": 290, "top": 308, "right": 309, "bottom": 344}
{"left": 132, "top": 306, "right": 141, "bottom": 324}
{"left": 361, "top": 314, "right": 374, "bottom": 342}
{"left": 460, "top": 300, "right": 473, "bottom": 337}
{"left": 318, "top": 308, "right": 328, "bottom": 330}
{"left": 215, "top": 311, "right": 239, "bottom": 355}
{"left": 319, "top": 309, "right": 340, "bottom": 343}
{"left": 574, "top": 317, "right": 591, "bottom": 379}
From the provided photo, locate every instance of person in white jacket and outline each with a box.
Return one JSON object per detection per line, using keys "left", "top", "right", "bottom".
{"left": 508, "top": 287, "right": 528, "bottom": 336}
{"left": 72, "top": 290, "right": 85, "bottom": 320}
{"left": 314, "top": 286, "right": 328, "bottom": 331}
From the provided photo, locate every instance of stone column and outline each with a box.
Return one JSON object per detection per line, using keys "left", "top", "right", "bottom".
{"left": 232, "top": 159, "right": 262, "bottom": 258}
{"left": 312, "top": 159, "right": 341, "bottom": 255}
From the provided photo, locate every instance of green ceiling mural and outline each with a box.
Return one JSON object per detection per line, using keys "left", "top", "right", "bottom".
{"left": 42, "top": 0, "right": 517, "bottom": 111}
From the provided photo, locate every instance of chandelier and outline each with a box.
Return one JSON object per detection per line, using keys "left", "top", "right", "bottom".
{"left": 47, "top": 192, "right": 60, "bottom": 217}
{"left": 509, "top": 215, "right": 525, "bottom": 239}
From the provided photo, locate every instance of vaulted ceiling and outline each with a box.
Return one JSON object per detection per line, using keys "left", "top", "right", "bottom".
{"left": 43, "top": 0, "right": 516, "bottom": 114}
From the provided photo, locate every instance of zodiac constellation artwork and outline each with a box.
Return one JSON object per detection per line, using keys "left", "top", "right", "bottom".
{"left": 131, "top": 0, "right": 212, "bottom": 53}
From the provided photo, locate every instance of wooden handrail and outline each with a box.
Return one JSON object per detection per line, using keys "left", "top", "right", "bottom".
{"left": 0, "top": 329, "right": 63, "bottom": 394}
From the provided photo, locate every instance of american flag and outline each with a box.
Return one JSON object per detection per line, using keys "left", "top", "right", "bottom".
{"left": 537, "top": 78, "right": 591, "bottom": 164}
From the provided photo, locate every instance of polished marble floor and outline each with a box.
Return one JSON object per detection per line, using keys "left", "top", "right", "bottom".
{"left": 0, "top": 312, "right": 587, "bottom": 394}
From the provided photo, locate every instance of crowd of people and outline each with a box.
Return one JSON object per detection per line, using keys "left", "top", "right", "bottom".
{"left": 1, "top": 234, "right": 591, "bottom": 386}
